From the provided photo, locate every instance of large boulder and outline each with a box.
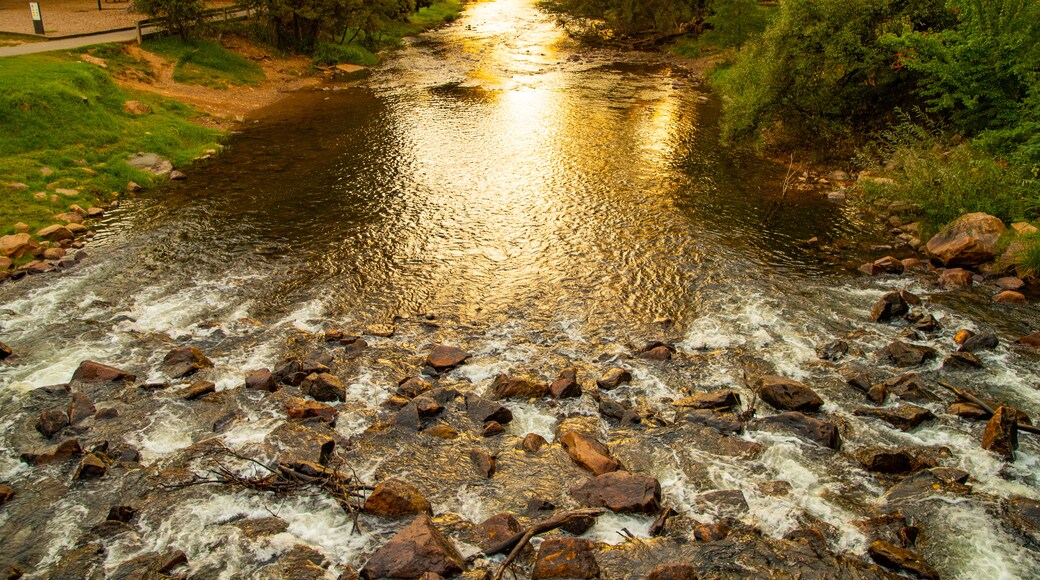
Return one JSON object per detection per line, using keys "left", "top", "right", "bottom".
{"left": 360, "top": 514, "right": 464, "bottom": 579}
{"left": 569, "top": 471, "right": 661, "bottom": 513}
{"left": 0, "top": 233, "right": 39, "bottom": 259}
{"left": 560, "top": 431, "right": 623, "bottom": 475}
{"left": 531, "top": 538, "right": 600, "bottom": 579}
{"left": 925, "top": 212, "right": 1006, "bottom": 267}
{"left": 757, "top": 376, "right": 823, "bottom": 412}
{"left": 365, "top": 479, "right": 433, "bottom": 517}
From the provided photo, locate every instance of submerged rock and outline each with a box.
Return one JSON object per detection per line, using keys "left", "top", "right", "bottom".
{"left": 878, "top": 341, "right": 937, "bottom": 368}
{"left": 531, "top": 538, "right": 599, "bottom": 579}
{"left": 465, "top": 393, "right": 513, "bottom": 425}
{"left": 360, "top": 514, "right": 464, "bottom": 579}
{"left": 365, "top": 479, "right": 432, "bottom": 517}
{"left": 756, "top": 376, "right": 824, "bottom": 412}
{"left": 36, "top": 409, "right": 69, "bottom": 439}
{"left": 163, "top": 346, "right": 214, "bottom": 379}
{"left": 853, "top": 404, "right": 935, "bottom": 431}
{"left": 519, "top": 433, "right": 548, "bottom": 453}
{"left": 867, "top": 540, "right": 938, "bottom": 579}
{"left": 854, "top": 447, "right": 932, "bottom": 474}
{"left": 752, "top": 412, "right": 841, "bottom": 449}
{"left": 490, "top": 374, "right": 547, "bottom": 399}
{"left": 960, "top": 332, "right": 998, "bottom": 353}
{"left": 645, "top": 563, "right": 698, "bottom": 580}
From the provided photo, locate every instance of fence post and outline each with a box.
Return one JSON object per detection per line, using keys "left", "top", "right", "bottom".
{"left": 136, "top": 21, "right": 142, "bottom": 44}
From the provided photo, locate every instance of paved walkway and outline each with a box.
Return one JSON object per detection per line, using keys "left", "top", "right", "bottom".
{"left": 0, "top": 7, "right": 248, "bottom": 57}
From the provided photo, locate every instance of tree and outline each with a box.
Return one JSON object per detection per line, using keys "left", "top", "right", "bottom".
{"left": 705, "top": 0, "right": 766, "bottom": 48}
{"left": 133, "top": 0, "right": 206, "bottom": 40}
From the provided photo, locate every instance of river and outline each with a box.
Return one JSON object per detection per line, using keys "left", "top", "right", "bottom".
{"left": 2, "top": 0, "right": 1040, "bottom": 577}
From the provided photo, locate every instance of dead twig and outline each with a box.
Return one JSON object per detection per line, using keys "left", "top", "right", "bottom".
{"left": 649, "top": 506, "right": 678, "bottom": 536}
{"left": 938, "top": 380, "right": 1040, "bottom": 435}
{"left": 485, "top": 508, "right": 606, "bottom": 580}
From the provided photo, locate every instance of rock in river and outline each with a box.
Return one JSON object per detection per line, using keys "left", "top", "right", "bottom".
{"left": 360, "top": 514, "right": 464, "bottom": 579}
{"left": 531, "top": 538, "right": 599, "bottom": 580}
{"left": 560, "top": 430, "right": 623, "bottom": 475}
{"left": 490, "top": 374, "right": 547, "bottom": 399}
{"left": 426, "top": 345, "right": 470, "bottom": 372}
{"left": 853, "top": 405, "right": 935, "bottom": 431}
{"left": 569, "top": 471, "right": 661, "bottom": 513}
{"left": 301, "top": 372, "right": 346, "bottom": 402}
{"left": 365, "top": 479, "right": 432, "bottom": 517}
{"left": 162, "top": 346, "right": 213, "bottom": 379}
{"left": 71, "top": 360, "right": 135, "bottom": 383}
{"left": 870, "top": 291, "right": 909, "bottom": 323}
{"left": 878, "top": 341, "right": 937, "bottom": 368}
{"left": 752, "top": 412, "right": 841, "bottom": 449}
{"left": 549, "top": 367, "right": 581, "bottom": 398}
{"left": 925, "top": 212, "right": 1005, "bottom": 267}
{"left": 757, "top": 376, "right": 824, "bottom": 412}
{"left": 867, "top": 540, "right": 938, "bottom": 579}
{"left": 596, "top": 367, "right": 632, "bottom": 390}
{"left": 982, "top": 405, "right": 1019, "bottom": 461}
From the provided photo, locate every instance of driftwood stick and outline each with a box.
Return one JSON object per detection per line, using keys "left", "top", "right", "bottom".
{"left": 649, "top": 506, "right": 677, "bottom": 536}
{"left": 938, "top": 380, "right": 1040, "bottom": 435}
{"left": 485, "top": 508, "right": 605, "bottom": 580}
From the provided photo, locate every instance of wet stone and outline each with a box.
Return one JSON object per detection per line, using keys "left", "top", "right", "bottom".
{"left": 870, "top": 291, "right": 909, "bottom": 323}
{"left": 472, "top": 513, "right": 522, "bottom": 551}
{"left": 36, "top": 408, "right": 69, "bottom": 439}
{"left": 1019, "top": 332, "right": 1040, "bottom": 349}
{"left": 570, "top": 471, "right": 661, "bottom": 513}
{"left": 560, "top": 430, "right": 623, "bottom": 475}
{"left": 360, "top": 514, "right": 465, "bottom": 579}
{"left": 71, "top": 360, "right": 135, "bottom": 383}
{"left": 640, "top": 345, "right": 673, "bottom": 361}
{"left": 1004, "top": 496, "right": 1040, "bottom": 539}
{"left": 943, "top": 351, "right": 983, "bottom": 370}
{"left": 286, "top": 397, "right": 339, "bottom": 425}
{"left": 301, "top": 372, "right": 346, "bottom": 402}
{"left": 853, "top": 404, "right": 935, "bottom": 431}
{"left": 694, "top": 489, "right": 749, "bottom": 516}
{"left": 482, "top": 421, "right": 505, "bottom": 437}
{"left": 0, "top": 342, "right": 12, "bottom": 360}
{"left": 645, "top": 563, "right": 698, "bottom": 580}
{"left": 878, "top": 341, "right": 937, "bottom": 368}
{"left": 596, "top": 367, "right": 632, "bottom": 390}
{"left": 672, "top": 390, "right": 740, "bottom": 411}
{"left": 960, "top": 332, "right": 998, "bottom": 353}
{"left": 0, "top": 483, "right": 14, "bottom": 506}
{"left": 245, "top": 368, "right": 277, "bottom": 391}
{"left": 757, "top": 376, "right": 824, "bottom": 412}
{"left": 867, "top": 540, "right": 938, "bottom": 579}
{"left": 954, "top": 329, "right": 975, "bottom": 345}
{"left": 531, "top": 538, "right": 600, "bottom": 579}
{"left": 470, "top": 449, "right": 496, "bottom": 478}
{"left": 752, "top": 412, "right": 841, "bottom": 449}
{"left": 947, "top": 401, "right": 990, "bottom": 420}
{"left": 490, "top": 373, "right": 547, "bottom": 399}
{"left": 675, "top": 409, "right": 743, "bottom": 435}
{"left": 599, "top": 398, "right": 628, "bottom": 420}
{"left": 982, "top": 405, "right": 1019, "bottom": 461}
{"left": 264, "top": 423, "right": 335, "bottom": 467}
{"left": 426, "top": 344, "right": 470, "bottom": 372}
{"left": 179, "top": 380, "right": 216, "bottom": 400}
{"left": 74, "top": 453, "right": 107, "bottom": 480}
{"left": 67, "top": 391, "right": 95, "bottom": 425}
{"left": 106, "top": 505, "right": 137, "bottom": 523}
{"left": 365, "top": 479, "right": 432, "bottom": 517}
{"left": 817, "top": 339, "right": 849, "bottom": 361}
{"left": 162, "top": 345, "right": 213, "bottom": 379}
{"left": 881, "top": 373, "right": 937, "bottom": 403}
{"left": 519, "top": 433, "right": 548, "bottom": 453}
{"left": 398, "top": 377, "right": 433, "bottom": 399}
{"left": 549, "top": 367, "right": 581, "bottom": 398}
{"left": 693, "top": 522, "right": 730, "bottom": 542}
{"left": 881, "top": 469, "right": 972, "bottom": 505}
{"left": 854, "top": 447, "right": 929, "bottom": 474}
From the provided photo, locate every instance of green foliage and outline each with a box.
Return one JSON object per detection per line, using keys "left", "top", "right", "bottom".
{"left": 713, "top": 0, "right": 952, "bottom": 151}
{"left": 857, "top": 109, "right": 1037, "bottom": 232}
{"left": 1017, "top": 234, "right": 1040, "bottom": 278}
{"left": 132, "top": 0, "right": 206, "bottom": 40}
{"left": 0, "top": 53, "right": 222, "bottom": 235}
{"left": 313, "top": 41, "right": 379, "bottom": 66}
{"left": 550, "top": 0, "right": 708, "bottom": 37}
{"left": 881, "top": 0, "right": 1040, "bottom": 168}
{"left": 705, "top": 0, "right": 766, "bottom": 48}
{"left": 144, "top": 38, "right": 265, "bottom": 89}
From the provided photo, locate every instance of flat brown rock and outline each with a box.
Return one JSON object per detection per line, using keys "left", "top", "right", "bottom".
{"left": 757, "top": 376, "right": 823, "bottom": 412}
{"left": 570, "top": 471, "right": 661, "bottom": 513}
{"left": 531, "top": 538, "right": 599, "bottom": 579}
{"left": 365, "top": 479, "right": 432, "bottom": 517}
{"left": 426, "top": 345, "right": 470, "bottom": 371}
{"left": 71, "top": 360, "right": 135, "bottom": 383}
{"left": 490, "top": 374, "right": 547, "bottom": 399}
{"left": 560, "top": 431, "right": 623, "bottom": 475}
{"left": 672, "top": 390, "right": 740, "bottom": 411}
{"left": 867, "top": 540, "right": 938, "bottom": 579}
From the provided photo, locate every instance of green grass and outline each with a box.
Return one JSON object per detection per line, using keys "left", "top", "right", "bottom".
{"left": 0, "top": 52, "right": 223, "bottom": 239}
{"left": 143, "top": 37, "right": 265, "bottom": 89}
{"left": 313, "top": 42, "right": 379, "bottom": 67}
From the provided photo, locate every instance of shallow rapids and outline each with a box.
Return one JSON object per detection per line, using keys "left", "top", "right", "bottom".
{"left": 2, "top": 0, "right": 1040, "bottom": 578}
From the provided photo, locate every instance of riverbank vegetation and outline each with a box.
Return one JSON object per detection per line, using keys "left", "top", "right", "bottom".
{"left": 0, "top": 54, "right": 222, "bottom": 237}
{"left": 549, "top": 0, "right": 1040, "bottom": 266}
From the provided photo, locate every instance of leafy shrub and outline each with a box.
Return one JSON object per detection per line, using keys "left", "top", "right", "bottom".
{"left": 133, "top": 0, "right": 206, "bottom": 40}
{"left": 313, "top": 42, "right": 379, "bottom": 67}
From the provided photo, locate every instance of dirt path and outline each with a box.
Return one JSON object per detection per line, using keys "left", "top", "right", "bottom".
{"left": 99, "top": 36, "right": 323, "bottom": 127}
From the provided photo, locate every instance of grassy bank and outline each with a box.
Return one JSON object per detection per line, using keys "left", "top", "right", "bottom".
{"left": 0, "top": 52, "right": 224, "bottom": 238}
{"left": 143, "top": 37, "right": 265, "bottom": 88}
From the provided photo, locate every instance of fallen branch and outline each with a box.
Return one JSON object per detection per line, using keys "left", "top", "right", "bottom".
{"left": 938, "top": 380, "right": 1040, "bottom": 435}
{"left": 484, "top": 508, "right": 605, "bottom": 580}
{"left": 649, "top": 506, "right": 678, "bottom": 536}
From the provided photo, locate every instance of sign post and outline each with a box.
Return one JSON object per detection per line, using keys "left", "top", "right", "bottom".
{"left": 29, "top": 2, "right": 44, "bottom": 35}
